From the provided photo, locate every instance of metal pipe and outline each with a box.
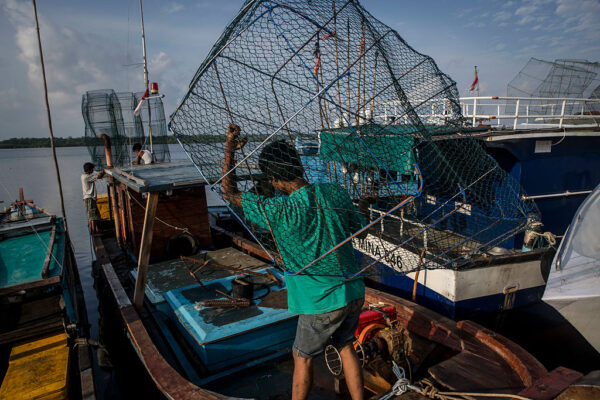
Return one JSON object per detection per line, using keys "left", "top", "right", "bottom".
{"left": 139, "top": 0, "right": 153, "bottom": 152}
{"left": 522, "top": 190, "right": 592, "bottom": 200}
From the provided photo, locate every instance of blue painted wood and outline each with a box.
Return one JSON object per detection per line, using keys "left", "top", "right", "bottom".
{"left": 164, "top": 268, "right": 298, "bottom": 373}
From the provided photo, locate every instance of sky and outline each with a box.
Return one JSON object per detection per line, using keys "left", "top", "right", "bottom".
{"left": 1, "top": 0, "right": 599, "bottom": 140}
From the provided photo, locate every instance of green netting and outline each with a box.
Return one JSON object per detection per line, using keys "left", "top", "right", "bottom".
{"left": 170, "top": 0, "right": 539, "bottom": 278}
{"left": 320, "top": 125, "right": 415, "bottom": 174}
{"left": 82, "top": 89, "right": 170, "bottom": 168}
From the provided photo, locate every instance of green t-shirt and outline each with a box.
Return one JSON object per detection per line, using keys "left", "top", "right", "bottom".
{"left": 241, "top": 183, "right": 365, "bottom": 314}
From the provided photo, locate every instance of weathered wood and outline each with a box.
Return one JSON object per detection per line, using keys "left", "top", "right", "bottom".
{"left": 457, "top": 320, "right": 547, "bottom": 386}
{"left": 101, "top": 262, "right": 234, "bottom": 400}
{"left": 78, "top": 342, "right": 97, "bottom": 400}
{"left": 41, "top": 224, "right": 57, "bottom": 278}
{"left": 128, "top": 188, "right": 211, "bottom": 257}
{"left": 117, "top": 188, "right": 128, "bottom": 244}
{"left": 133, "top": 192, "right": 159, "bottom": 311}
{"left": 181, "top": 256, "right": 276, "bottom": 282}
{"left": 519, "top": 367, "right": 583, "bottom": 400}
{"left": 211, "top": 224, "right": 281, "bottom": 264}
{"left": 0, "top": 276, "right": 61, "bottom": 297}
{"left": 429, "top": 351, "right": 525, "bottom": 393}
{"left": 111, "top": 167, "right": 147, "bottom": 185}
{"left": 0, "top": 317, "right": 64, "bottom": 345}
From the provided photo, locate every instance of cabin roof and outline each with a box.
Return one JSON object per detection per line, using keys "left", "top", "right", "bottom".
{"left": 108, "top": 162, "right": 205, "bottom": 193}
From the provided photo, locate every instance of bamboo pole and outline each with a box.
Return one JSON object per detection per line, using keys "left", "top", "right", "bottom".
{"left": 133, "top": 191, "right": 159, "bottom": 311}
{"left": 32, "top": 0, "right": 68, "bottom": 228}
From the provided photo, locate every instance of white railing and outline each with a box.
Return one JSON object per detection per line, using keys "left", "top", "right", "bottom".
{"left": 459, "top": 96, "right": 600, "bottom": 129}
{"left": 373, "top": 97, "right": 600, "bottom": 130}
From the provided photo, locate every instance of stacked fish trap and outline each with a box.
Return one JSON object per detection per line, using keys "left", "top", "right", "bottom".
{"left": 170, "top": 0, "right": 539, "bottom": 278}
{"left": 82, "top": 89, "right": 170, "bottom": 168}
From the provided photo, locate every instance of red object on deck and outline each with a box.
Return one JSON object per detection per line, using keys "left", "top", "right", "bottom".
{"left": 355, "top": 306, "right": 397, "bottom": 336}
{"left": 150, "top": 82, "right": 159, "bottom": 94}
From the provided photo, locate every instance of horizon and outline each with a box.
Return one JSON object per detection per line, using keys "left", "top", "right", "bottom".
{"left": 1, "top": 0, "right": 599, "bottom": 140}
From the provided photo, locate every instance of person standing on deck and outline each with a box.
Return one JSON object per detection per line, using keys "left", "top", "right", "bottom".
{"left": 222, "top": 124, "right": 366, "bottom": 400}
{"left": 81, "top": 162, "right": 105, "bottom": 234}
{"left": 132, "top": 142, "right": 154, "bottom": 165}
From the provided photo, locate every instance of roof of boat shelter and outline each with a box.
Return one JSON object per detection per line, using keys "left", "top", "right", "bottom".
{"left": 107, "top": 162, "right": 206, "bottom": 193}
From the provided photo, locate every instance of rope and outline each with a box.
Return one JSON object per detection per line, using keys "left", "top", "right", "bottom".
{"left": 127, "top": 190, "right": 190, "bottom": 234}
{"left": 412, "top": 378, "right": 533, "bottom": 400}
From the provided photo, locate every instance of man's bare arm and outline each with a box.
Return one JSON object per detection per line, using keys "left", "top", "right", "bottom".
{"left": 222, "top": 124, "right": 247, "bottom": 208}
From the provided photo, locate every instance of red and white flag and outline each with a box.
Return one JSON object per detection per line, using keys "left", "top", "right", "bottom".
{"left": 469, "top": 66, "right": 479, "bottom": 93}
{"left": 133, "top": 89, "right": 149, "bottom": 116}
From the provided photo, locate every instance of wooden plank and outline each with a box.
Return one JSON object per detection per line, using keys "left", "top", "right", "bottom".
{"left": 428, "top": 351, "right": 525, "bottom": 393}
{"left": 102, "top": 263, "right": 131, "bottom": 307}
{"left": 133, "top": 192, "right": 159, "bottom": 311}
{"left": 112, "top": 167, "right": 147, "bottom": 185}
{"left": 519, "top": 367, "right": 583, "bottom": 400}
{"left": 41, "top": 224, "right": 57, "bottom": 278}
{"left": 172, "top": 179, "right": 205, "bottom": 187}
{"left": 0, "top": 317, "right": 64, "bottom": 345}
{"left": 0, "top": 276, "right": 61, "bottom": 297}
{"left": 457, "top": 320, "right": 547, "bottom": 386}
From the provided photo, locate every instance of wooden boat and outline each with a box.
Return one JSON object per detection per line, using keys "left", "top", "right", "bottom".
{"left": 89, "top": 155, "right": 587, "bottom": 399}
{"left": 0, "top": 189, "right": 95, "bottom": 399}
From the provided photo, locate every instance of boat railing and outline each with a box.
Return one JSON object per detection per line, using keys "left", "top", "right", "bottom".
{"left": 460, "top": 96, "right": 600, "bottom": 129}
{"left": 373, "top": 97, "right": 600, "bottom": 130}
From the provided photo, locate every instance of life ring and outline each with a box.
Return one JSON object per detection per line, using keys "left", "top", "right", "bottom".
{"left": 166, "top": 232, "right": 199, "bottom": 258}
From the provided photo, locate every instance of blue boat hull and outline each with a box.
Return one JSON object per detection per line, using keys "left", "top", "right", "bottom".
{"left": 486, "top": 134, "right": 600, "bottom": 237}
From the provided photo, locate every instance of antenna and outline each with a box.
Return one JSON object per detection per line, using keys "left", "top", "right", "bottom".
{"left": 139, "top": 0, "right": 153, "bottom": 152}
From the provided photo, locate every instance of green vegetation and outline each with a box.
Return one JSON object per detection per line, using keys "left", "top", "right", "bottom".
{"left": 0, "top": 136, "right": 181, "bottom": 149}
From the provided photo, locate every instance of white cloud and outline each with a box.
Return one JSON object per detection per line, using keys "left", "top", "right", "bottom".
{"left": 163, "top": 2, "right": 184, "bottom": 15}
{"left": 2, "top": 0, "right": 133, "bottom": 137}
{"left": 556, "top": 0, "right": 600, "bottom": 36}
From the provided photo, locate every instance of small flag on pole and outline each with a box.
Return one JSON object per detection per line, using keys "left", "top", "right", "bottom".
{"left": 469, "top": 66, "right": 479, "bottom": 93}
{"left": 133, "top": 89, "right": 149, "bottom": 116}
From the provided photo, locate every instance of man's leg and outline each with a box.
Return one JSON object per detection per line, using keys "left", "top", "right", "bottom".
{"left": 339, "top": 344, "right": 364, "bottom": 400}
{"left": 292, "top": 352, "right": 313, "bottom": 400}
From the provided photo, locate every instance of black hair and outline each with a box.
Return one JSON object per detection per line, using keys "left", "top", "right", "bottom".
{"left": 258, "top": 140, "right": 304, "bottom": 182}
{"left": 83, "top": 162, "right": 95, "bottom": 173}
{"left": 132, "top": 143, "right": 142, "bottom": 151}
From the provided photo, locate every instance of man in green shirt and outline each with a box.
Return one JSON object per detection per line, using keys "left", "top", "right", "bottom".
{"left": 222, "top": 124, "right": 365, "bottom": 400}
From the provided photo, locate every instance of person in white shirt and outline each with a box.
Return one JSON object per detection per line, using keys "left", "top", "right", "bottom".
{"left": 81, "top": 162, "right": 105, "bottom": 234}
{"left": 132, "top": 142, "right": 154, "bottom": 165}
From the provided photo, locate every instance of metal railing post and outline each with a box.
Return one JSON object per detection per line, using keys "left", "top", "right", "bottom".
{"left": 472, "top": 97, "right": 478, "bottom": 126}
{"left": 514, "top": 99, "right": 520, "bottom": 129}
{"left": 559, "top": 99, "right": 566, "bottom": 128}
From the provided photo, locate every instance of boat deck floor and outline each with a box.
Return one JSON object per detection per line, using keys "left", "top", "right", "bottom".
{"left": 99, "top": 236, "right": 351, "bottom": 399}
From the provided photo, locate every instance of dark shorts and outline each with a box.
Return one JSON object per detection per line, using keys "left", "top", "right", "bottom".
{"left": 84, "top": 198, "right": 101, "bottom": 221}
{"left": 292, "top": 297, "right": 364, "bottom": 359}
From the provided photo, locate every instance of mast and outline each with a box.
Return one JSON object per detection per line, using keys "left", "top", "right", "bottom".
{"left": 139, "top": 0, "right": 153, "bottom": 152}
{"left": 32, "top": 0, "right": 68, "bottom": 228}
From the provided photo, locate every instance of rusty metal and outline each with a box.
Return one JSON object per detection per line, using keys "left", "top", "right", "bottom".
{"left": 195, "top": 298, "right": 250, "bottom": 309}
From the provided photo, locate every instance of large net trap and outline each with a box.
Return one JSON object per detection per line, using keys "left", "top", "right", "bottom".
{"left": 82, "top": 89, "right": 171, "bottom": 168}
{"left": 507, "top": 58, "right": 600, "bottom": 116}
{"left": 170, "top": 0, "right": 539, "bottom": 278}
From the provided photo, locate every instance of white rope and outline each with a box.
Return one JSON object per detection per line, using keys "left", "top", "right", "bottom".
{"left": 127, "top": 190, "right": 190, "bottom": 234}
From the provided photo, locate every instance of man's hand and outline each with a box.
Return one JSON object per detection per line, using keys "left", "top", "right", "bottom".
{"left": 225, "top": 123, "right": 248, "bottom": 152}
